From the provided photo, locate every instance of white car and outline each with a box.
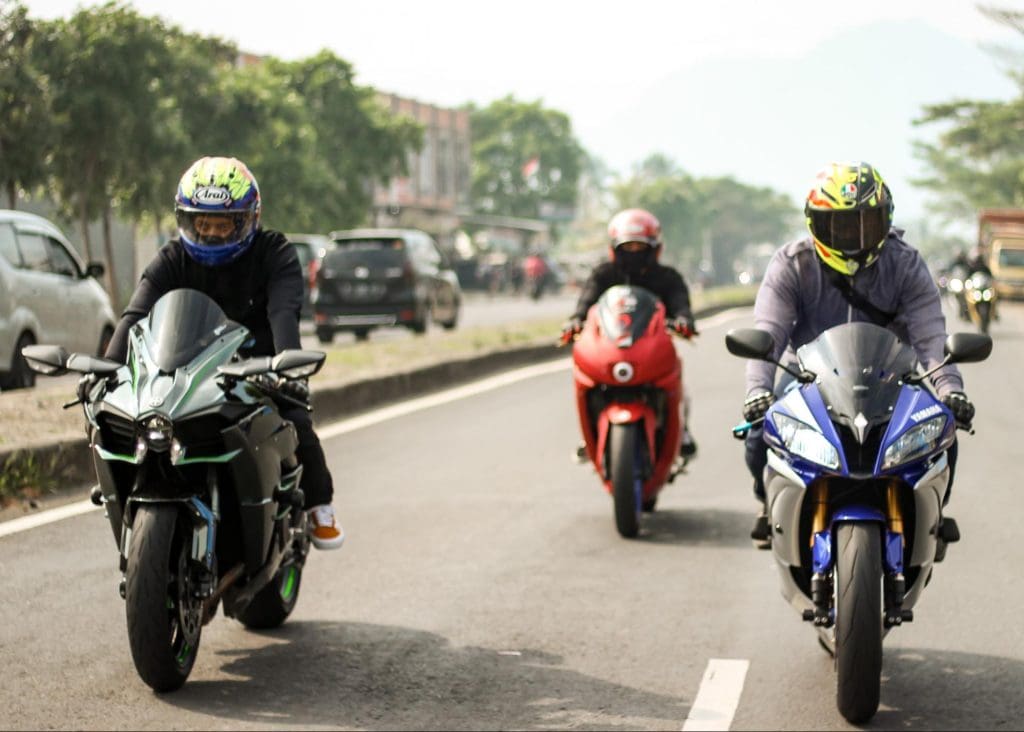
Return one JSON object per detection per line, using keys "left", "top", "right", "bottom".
{"left": 0, "top": 209, "right": 116, "bottom": 389}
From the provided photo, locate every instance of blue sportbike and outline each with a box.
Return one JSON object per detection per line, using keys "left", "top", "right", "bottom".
{"left": 726, "top": 321, "right": 991, "bottom": 724}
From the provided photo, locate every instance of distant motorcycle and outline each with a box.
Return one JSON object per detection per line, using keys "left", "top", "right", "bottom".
{"left": 727, "top": 322, "right": 990, "bottom": 724}
{"left": 22, "top": 288, "right": 326, "bottom": 692}
{"left": 565, "top": 285, "right": 691, "bottom": 538}
{"left": 941, "top": 264, "right": 971, "bottom": 322}
{"left": 964, "top": 270, "right": 996, "bottom": 334}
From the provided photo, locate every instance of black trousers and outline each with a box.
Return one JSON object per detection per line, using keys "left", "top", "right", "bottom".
{"left": 743, "top": 379, "right": 958, "bottom": 505}
{"left": 281, "top": 405, "right": 334, "bottom": 509}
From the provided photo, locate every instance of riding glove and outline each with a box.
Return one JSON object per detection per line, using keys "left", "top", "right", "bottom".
{"left": 742, "top": 390, "right": 775, "bottom": 422}
{"left": 669, "top": 315, "right": 697, "bottom": 338}
{"left": 560, "top": 317, "right": 583, "bottom": 344}
{"left": 278, "top": 377, "right": 310, "bottom": 404}
{"left": 942, "top": 391, "right": 975, "bottom": 426}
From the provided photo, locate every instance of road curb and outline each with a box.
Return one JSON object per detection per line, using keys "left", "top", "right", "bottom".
{"left": 0, "top": 299, "right": 751, "bottom": 500}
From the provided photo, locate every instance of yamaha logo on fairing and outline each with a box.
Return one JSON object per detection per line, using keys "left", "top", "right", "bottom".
{"left": 193, "top": 186, "right": 231, "bottom": 205}
{"left": 910, "top": 404, "right": 942, "bottom": 422}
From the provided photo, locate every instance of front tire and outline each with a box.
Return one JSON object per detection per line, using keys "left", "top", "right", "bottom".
{"left": 609, "top": 424, "right": 642, "bottom": 538}
{"left": 834, "top": 522, "right": 883, "bottom": 724}
{"left": 1, "top": 332, "right": 36, "bottom": 390}
{"left": 125, "top": 504, "right": 202, "bottom": 692}
{"left": 316, "top": 327, "right": 335, "bottom": 344}
{"left": 237, "top": 560, "right": 303, "bottom": 630}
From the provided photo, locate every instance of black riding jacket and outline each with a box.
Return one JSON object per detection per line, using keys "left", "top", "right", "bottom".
{"left": 571, "top": 261, "right": 694, "bottom": 322}
{"left": 106, "top": 229, "right": 303, "bottom": 363}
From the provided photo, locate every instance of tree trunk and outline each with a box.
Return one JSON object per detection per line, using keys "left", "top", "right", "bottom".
{"left": 5, "top": 182, "right": 16, "bottom": 209}
{"left": 102, "top": 203, "right": 118, "bottom": 310}
{"left": 78, "top": 194, "right": 93, "bottom": 263}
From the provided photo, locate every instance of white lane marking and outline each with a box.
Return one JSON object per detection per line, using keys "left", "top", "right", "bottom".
{"left": 682, "top": 659, "right": 750, "bottom": 731}
{"left": 0, "top": 498, "right": 99, "bottom": 539}
{"left": 0, "top": 304, "right": 754, "bottom": 538}
{"left": 317, "top": 358, "right": 571, "bottom": 439}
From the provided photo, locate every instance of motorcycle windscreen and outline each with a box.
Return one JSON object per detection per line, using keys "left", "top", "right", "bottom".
{"left": 596, "top": 285, "right": 659, "bottom": 347}
{"left": 796, "top": 322, "right": 917, "bottom": 429}
{"left": 144, "top": 289, "right": 240, "bottom": 372}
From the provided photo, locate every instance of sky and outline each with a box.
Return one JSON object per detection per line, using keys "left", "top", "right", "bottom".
{"left": 19, "top": 0, "right": 1024, "bottom": 228}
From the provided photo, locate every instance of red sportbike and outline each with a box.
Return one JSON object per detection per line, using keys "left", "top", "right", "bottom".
{"left": 567, "top": 285, "right": 691, "bottom": 538}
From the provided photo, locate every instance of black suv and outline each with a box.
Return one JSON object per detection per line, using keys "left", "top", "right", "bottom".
{"left": 312, "top": 228, "right": 461, "bottom": 342}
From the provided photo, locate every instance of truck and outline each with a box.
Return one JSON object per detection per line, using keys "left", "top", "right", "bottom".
{"left": 978, "top": 208, "right": 1024, "bottom": 300}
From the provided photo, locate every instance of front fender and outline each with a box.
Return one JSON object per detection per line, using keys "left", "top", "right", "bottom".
{"left": 596, "top": 403, "right": 656, "bottom": 477}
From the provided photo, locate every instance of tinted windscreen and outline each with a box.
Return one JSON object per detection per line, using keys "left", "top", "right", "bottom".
{"left": 144, "top": 289, "right": 240, "bottom": 372}
{"left": 596, "top": 285, "right": 659, "bottom": 345}
{"left": 325, "top": 239, "right": 406, "bottom": 269}
{"left": 797, "top": 322, "right": 917, "bottom": 429}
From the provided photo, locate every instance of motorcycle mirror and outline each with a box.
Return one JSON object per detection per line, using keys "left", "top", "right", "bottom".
{"left": 944, "top": 332, "right": 993, "bottom": 364}
{"left": 65, "top": 353, "right": 121, "bottom": 375}
{"left": 218, "top": 356, "right": 273, "bottom": 378}
{"left": 271, "top": 349, "right": 326, "bottom": 379}
{"left": 725, "top": 328, "right": 774, "bottom": 360}
{"left": 21, "top": 344, "right": 70, "bottom": 376}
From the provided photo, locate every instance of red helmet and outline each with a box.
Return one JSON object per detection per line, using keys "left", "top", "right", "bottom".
{"left": 607, "top": 208, "right": 662, "bottom": 272}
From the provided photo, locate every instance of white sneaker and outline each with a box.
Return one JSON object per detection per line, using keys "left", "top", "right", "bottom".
{"left": 308, "top": 504, "right": 345, "bottom": 550}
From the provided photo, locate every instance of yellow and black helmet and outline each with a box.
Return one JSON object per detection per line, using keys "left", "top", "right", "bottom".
{"left": 805, "top": 162, "right": 893, "bottom": 275}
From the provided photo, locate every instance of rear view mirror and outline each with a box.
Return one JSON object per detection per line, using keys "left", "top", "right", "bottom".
{"left": 271, "top": 349, "right": 326, "bottom": 379}
{"left": 85, "top": 262, "right": 105, "bottom": 279}
{"left": 725, "top": 328, "right": 775, "bottom": 360}
{"left": 65, "top": 353, "right": 121, "bottom": 375}
{"left": 944, "top": 332, "right": 992, "bottom": 364}
{"left": 21, "top": 344, "right": 70, "bottom": 376}
{"left": 218, "top": 356, "right": 273, "bottom": 379}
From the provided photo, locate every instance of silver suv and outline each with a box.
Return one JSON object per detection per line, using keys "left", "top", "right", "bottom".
{"left": 0, "top": 209, "right": 116, "bottom": 389}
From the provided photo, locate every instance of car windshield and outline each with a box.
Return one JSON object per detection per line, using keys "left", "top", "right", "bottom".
{"left": 796, "top": 322, "right": 917, "bottom": 430}
{"left": 997, "top": 247, "right": 1024, "bottom": 267}
{"left": 596, "top": 285, "right": 659, "bottom": 346}
{"left": 325, "top": 238, "right": 406, "bottom": 268}
{"left": 144, "top": 289, "right": 241, "bottom": 372}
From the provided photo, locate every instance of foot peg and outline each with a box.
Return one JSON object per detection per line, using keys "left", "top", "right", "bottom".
{"left": 751, "top": 513, "right": 771, "bottom": 549}
{"left": 938, "top": 518, "right": 960, "bottom": 543}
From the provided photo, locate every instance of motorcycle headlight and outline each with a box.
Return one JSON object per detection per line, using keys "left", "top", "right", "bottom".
{"left": 968, "top": 289, "right": 983, "bottom": 302}
{"left": 772, "top": 412, "right": 840, "bottom": 469}
{"left": 881, "top": 416, "right": 947, "bottom": 470}
{"left": 144, "top": 415, "right": 172, "bottom": 451}
{"left": 948, "top": 279, "right": 964, "bottom": 293}
{"left": 982, "top": 289, "right": 994, "bottom": 301}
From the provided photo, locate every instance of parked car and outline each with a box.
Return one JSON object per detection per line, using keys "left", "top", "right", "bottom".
{"left": 286, "top": 233, "right": 331, "bottom": 320}
{"left": 0, "top": 209, "right": 116, "bottom": 389}
{"left": 313, "top": 228, "right": 461, "bottom": 342}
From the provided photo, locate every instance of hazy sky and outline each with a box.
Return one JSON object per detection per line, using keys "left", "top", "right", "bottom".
{"left": 20, "top": 1, "right": 1024, "bottom": 225}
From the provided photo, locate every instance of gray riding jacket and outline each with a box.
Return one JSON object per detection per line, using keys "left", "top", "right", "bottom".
{"left": 746, "top": 229, "right": 963, "bottom": 398}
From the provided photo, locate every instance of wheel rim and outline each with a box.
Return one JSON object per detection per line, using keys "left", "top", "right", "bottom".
{"left": 280, "top": 564, "right": 299, "bottom": 601}
{"left": 170, "top": 541, "right": 202, "bottom": 668}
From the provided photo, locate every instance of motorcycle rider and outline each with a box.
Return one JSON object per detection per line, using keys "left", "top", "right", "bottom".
{"left": 742, "top": 161, "right": 975, "bottom": 546}
{"left": 101, "top": 156, "right": 344, "bottom": 550}
{"left": 562, "top": 208, "right": 699, "bottom": 459}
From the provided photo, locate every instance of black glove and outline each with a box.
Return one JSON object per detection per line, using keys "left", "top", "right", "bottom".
{"left": 560, "top": 317, "right": 583, "bottom": 344}
{"left": 743, "top": 390, "right": 775, "bottom": 422}
{"left": 76, "top": 373, "right": 102, "bottom": 404}
{"left": 669, "top": 315, "right": 697, "bottom": 338}
{"left": 278, "top": 377, "right": 310, "bottom": 404}
{"left": 942, "top": 391, "right": 975, "bottom": 427}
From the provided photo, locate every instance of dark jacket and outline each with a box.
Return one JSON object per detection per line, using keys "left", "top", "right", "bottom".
{"left": 106, "top": 229, "right": 303, "bottom": 363}
{"left": 571, "top": 260, "right": 694, "bottom": 322}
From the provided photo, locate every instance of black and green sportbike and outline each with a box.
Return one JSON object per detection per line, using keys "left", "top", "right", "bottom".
{"left": 22, "top": 288, "right": 326, "bottom": 692}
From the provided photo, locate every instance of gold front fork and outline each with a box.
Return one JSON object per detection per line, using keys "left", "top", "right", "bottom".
{"left": 810, "top": 481, "right": 829, "bottom": 547}
{"left": 886, "top": 480, "right": 904, "bottom": 544}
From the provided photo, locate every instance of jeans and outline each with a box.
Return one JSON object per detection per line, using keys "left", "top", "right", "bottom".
{"left": 281, "top": 405, "right": 334, "bottom": 509}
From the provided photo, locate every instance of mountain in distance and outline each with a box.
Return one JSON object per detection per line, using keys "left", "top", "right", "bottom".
{"left": 578, "top": 19, "right": 1020, "bottom": 226}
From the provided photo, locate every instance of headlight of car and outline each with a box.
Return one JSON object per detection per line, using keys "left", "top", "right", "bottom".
{"left": 881, "top": 415, "right": 947, "bottom": 470}
{"left": 772, "top": 412, "right": 840, "bottom": 469}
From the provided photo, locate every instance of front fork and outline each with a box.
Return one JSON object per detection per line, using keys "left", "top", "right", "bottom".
{"left": 802, "top": 481, "right": 913, "bottom": 629}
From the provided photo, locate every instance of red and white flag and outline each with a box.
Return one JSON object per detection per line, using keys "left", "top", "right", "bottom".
{"left": 521, "top": 156, "right": 540, "bottom": 179}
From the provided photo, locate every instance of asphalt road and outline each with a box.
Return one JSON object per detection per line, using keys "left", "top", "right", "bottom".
{"left": 1, "top": 298, "right": 1022, "bottom": 730}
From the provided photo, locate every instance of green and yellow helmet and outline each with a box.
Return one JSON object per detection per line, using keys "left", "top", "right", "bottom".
{"left": 805, "top": 162, "right": 894, "bottom": 276}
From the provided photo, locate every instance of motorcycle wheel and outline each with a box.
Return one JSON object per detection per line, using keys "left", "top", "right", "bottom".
{"left": 609, "top": 423, "right": 642, "bottom": 538}
{"left": 834, "top": 522, "right": 883, "bottom": 724}
{"left": 237, "top": 560, "right": 303, "bottom": 630}
{"left": 977, "top": 302, "right": 990, "bottom": 334}
{"left": 125, "top": 504, "right": 202, "bottom": 692}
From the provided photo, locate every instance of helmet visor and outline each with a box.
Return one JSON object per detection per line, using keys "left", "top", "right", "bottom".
{"left": 810, "top": 209, "right": 888, "bottom": 253}
{"left": 176, "top": 209, "right": 256, "bottom": 249}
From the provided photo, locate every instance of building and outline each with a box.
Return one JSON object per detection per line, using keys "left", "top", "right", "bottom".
{"left": 371, "top": 93, "right": 473, "bottom": 250}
